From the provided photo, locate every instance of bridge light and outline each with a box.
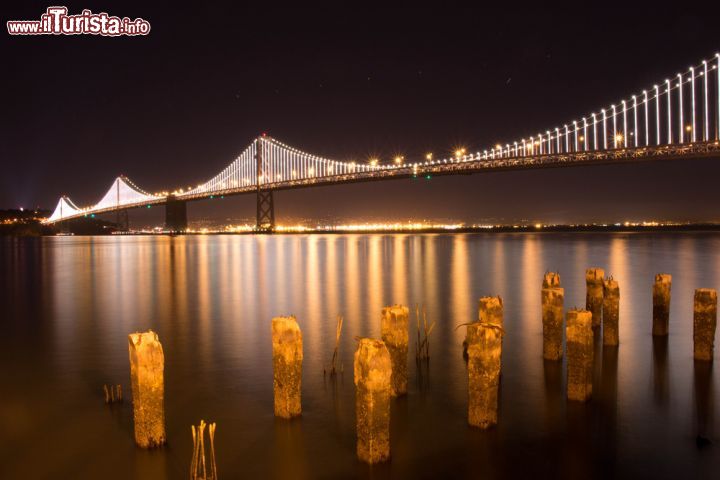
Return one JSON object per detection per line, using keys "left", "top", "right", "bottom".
{"left": 394, "top": 155, "right": 404, "bottom": 164}
{"left": 614, "top": 133, "right": 624, "bottom": 146}
{"left": 685, "top": 125, "right": 692, "bottom": 132}
{"left": 369, "top": 158, "right": 378, "bottom": 166}
{"left": 425, "top": 152, "right": 433, "bottom": 160}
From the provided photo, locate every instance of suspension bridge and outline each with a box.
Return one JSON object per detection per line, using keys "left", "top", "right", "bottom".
{"left": 45, "top": 54, "right": 720, "bottom": 232}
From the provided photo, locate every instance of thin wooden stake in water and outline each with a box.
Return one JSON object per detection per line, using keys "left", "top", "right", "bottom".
{"left": 190, "top": 420, "right": 218, "bottom": 480}
{"left": 328, "top": 315, "right": 344, "bottom": 375}
{"left": 415, "top": 304, "right": 435, "bottom": 361}
{"left": 103, "top": 384, "right": 123, "bottom": 404}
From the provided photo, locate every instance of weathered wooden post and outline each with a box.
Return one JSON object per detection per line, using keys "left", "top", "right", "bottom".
{"left": 542, "top": 272, "right": 564, "bottom": 360}
{"left": 585, "top": 268, "right": 605, "bottom": 328}
{"left": 478, "top": 296, "right": 504, "bottom": 326}
{"left": 602, "top": 277, "right": 620, "bottom": 346}
{"left": 652, "top": 274, "right": 672, "bottom": 336}
{"left": 566, "top": 310, "right": 593, "bottom": 402}
{"left": 693, "top": 289, "right": 717, "bottom": 361}
{"left": 465, "top": 296, "right": 504, "bottom": 354}
{"left": 354, "top": 338, "right": 392, "bottom": 464}
{"left": 467, "top": 323, "right": 503, "bottom": 428}
{"left": 543, "top": 271, "right": 561, "bottom": 288}
{"left": 381, "top": 305, "right": 409, "bottom": 396}
{"left": 128, "top": 330, "right": 166, "bottom": 448}
{"left": 272, "top": 316, "right": 303, "bottom": 418}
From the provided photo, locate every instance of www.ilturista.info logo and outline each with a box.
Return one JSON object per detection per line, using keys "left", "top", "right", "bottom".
{"left": 7, "top": 6, "right": 151, "bottom": 36}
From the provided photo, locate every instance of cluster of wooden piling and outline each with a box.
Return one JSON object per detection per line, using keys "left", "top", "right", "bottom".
{"left": 114, "top": 269, "right": 718, "bottom": 473}
{"left": 541, "top": 268, "right": 718, "bottom": 404}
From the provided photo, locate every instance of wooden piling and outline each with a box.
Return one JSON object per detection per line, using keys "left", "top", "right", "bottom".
{"left": 543, "top": 271, "right": 561, "bottom": 288}
{"left": 464, "top": 296, "right": 503, "bottom": 353}
{"left": 602, "top": 278, "right": 620, "bottom": 346}
{"left": 478, "top": 296, "right": 504, "bottom": 327}
{"left": 381, "top": 305, "right": 409, "bottom": 396}
{"left": 128, "top": 330, "right": 166, "bottom": 448}
{"left": 693, "top": 289, "right": 717, "bottom": 361}
{"left": 566, "top": 310, "right": 593, "bottom": 402}
{"left": 652, "top": 274, "right": 672, "bottom": 336}
{"left": 467, "top": 323, "right": 503, "bottom": 428}
{"left": 542, "top": 272, "right": 564, "bottom": 360}
{"left": 272, "top": 316, "right": 303, "bottom": 418}
{"left": 354, "top": 338, "right": 392, "bottom": 464}
{"left": 585, "top": 268, "right": 604, "bottom": 328}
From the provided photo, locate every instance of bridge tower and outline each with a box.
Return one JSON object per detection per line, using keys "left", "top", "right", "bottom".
{"left": 256, "top": 136, "right": 275, "bottom": 231}
{"left": 165, "top": 195, "right": 188, "bottom": 233}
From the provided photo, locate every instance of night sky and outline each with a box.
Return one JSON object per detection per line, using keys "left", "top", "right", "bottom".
{"left": 3, "top": 4, "right": 720, "bottom": 225}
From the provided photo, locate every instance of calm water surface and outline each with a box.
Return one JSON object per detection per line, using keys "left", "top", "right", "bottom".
{"left": 1, "top": 233, "right": 719, "bottom": 479}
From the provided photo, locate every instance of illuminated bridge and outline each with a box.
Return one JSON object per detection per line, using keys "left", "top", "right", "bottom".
{"left": 45, "top": 54, "right": 720, "bottom": 231}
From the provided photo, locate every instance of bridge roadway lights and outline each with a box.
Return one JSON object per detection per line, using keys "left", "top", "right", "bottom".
{"left": 164, "top": 196, "right": 188, "bottom": 233}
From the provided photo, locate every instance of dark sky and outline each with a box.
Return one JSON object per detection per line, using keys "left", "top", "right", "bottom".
{"left": 3, "top": 3, "right": 720, "bottom": 224}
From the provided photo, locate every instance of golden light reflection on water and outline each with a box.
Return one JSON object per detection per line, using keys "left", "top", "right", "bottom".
{"left": 367, "top": 235, "right": 383, "bottom": 336}
{"left": 392, "top": 235, "right": 408, "bottom": 306}
{"left": 450, "top": 234, "right": 471, "bottom": 343}
{"left": 305, "top": 235, "right": 322, "bottom": 366}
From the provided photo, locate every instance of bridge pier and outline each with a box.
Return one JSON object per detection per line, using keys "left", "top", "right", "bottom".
{"left": 256, "top": 190, "right": 275, "bottom": 231}
{"left": 116, "top": 209, "right": 130, "bottom": 232}
{"left": 165, "top": 196, "right": 188, "bottom": 233}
